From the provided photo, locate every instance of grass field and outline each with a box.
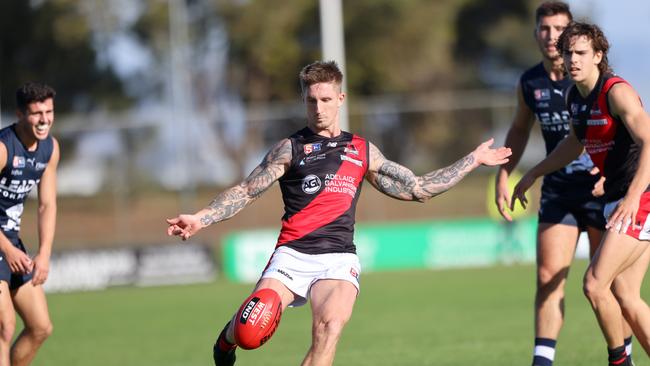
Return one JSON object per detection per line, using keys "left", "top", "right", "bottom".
{"left": 26, "top": 260, "right": 649, "bottom": 366}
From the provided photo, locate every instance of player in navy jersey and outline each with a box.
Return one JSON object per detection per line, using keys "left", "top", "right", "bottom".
{"left": 167, "top": 61, "right": 511, "bottom": 366}
{"left": 494, "top": 3, "right": 634, "bottom": 365}
{"left": 0, "top": 83, "right": 59, "bottom": 366}
{"left": 512, "top": 22, "right": 650, "bottom": 366}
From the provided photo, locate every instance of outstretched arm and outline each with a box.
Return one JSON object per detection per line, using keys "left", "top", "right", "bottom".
{"left": 166, "top": 138, "right": 292, "bottom": 240}
{"left": 366, "top": 138, "right": 511, "bottom": 202}
{"left": 510, "top": 131, "right": 583, "bottom": 210}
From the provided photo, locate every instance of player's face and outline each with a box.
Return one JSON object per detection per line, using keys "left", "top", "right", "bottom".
{"left": 562, "top": 35, "right": 603, "bottom": 84}
{"left": 535, "top": 13, "right": 570, "bottom": 60}
{"left": 303, "top": 82, "right": 344, "bottom": 133}
{"left": 16, "top": 98, "right": 54, "bottom": 141}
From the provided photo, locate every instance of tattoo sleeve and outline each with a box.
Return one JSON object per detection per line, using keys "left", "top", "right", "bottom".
{"left": 368, "top": 143, "right": 476, "bottom": 202}
{"left": 200, "top": 139, "right": 292, "bottom": 226}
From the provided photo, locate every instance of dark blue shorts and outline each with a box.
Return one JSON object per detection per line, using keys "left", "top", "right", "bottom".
{"left": 538, "top": 194, "right": 606, "bottom": 231}
{"left": 0, "top": 237, "right": 33, "bottom": 290}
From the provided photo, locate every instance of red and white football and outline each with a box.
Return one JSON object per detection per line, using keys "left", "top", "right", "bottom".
{"left": 233, "top": 288, "right": 283, "bottom": 350}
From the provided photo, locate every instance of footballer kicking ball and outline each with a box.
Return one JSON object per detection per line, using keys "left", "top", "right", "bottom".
{"left": 234, "top": 288, "right": 283, "bottom": 350}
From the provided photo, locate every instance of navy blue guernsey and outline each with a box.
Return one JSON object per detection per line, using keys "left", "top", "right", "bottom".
{"left": 277, "top": 127, "right": 369, "bottom": 255}
{"left": 0, "top": 124, "right": 53, "bottom": 239}
{"left": 520, "top": 62, "right": 598, "bottom": 199}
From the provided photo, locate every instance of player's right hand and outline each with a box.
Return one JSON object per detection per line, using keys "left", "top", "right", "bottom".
{"left": 495, "top": 177, "right": 513, "bottom": 222}
{"left": 589, "top": 166, "right": 606, "bottom": 197}
{"left": 511, "top": 171, "right": 536, "bottom": 211}
{"left": 166, "top": 214, "right": 203, "bottom": 241}
{"left": 4, "top": 245, "right": 33, "bottom": 275}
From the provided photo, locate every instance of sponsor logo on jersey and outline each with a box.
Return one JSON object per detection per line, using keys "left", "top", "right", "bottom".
{"left": 535, "top": 102, "right": 550, "bottom": 109}
{"left": 11, "top": 170, "right": 22, "bottom": 176}
{"left": 327, "top": 141, "right": 337, "bottom": 147}
{"left": 584, "top": 140, "right": 615, "bottom": 154}
{"left": 305, "top": 153, "right": 326, "bottom": 163}
{"left": 35, "top": 162, "right": 47, "bottom": 171}
{"left": 350, "top": 267, "right": 359, "bottom": 279}
{"left": 570, "top": 103, "right": 580, "bottom": 114}
{"left": 344, "top": 144, "right": 359, "bottom": 155}
{"left": 587, "top": 118, "right": 608, "bottom": 126}
{"left": 534, "top": 88, "right": 551, "bottom": 101}
{"left": 26, "top": 157, "right": 36, "bottom": 167}
{"left": 590, "top": 105, "right": 602, "bottom": 115}
{"left": 553, "top": 88, "right": 563, "bottom": 96}
{"left": 304, "top": 143, "right": 322, "bottom": 155}
{"left": 302, "top": 174, "right": 321, "bottom": 194}
{"left": 0, "top": 178, "right": 39, "bottom": 195}
{"left": 13, "top": 156, "right": 25, "bottom": 168}
{"left": 324, "top": 173, "right": 358, "bottom": 198}
{"left": 340, "top": 155, "right": 362, "bottom": 167}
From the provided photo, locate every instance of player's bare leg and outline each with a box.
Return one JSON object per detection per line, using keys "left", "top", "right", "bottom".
{"left": 535, "top": 223, "right": 580, "bottom": 340}
{"left": 611, "top": 243, "right": 650, "bottom": 354}
{"left": 10, "top": 282, "right": 52, "bottom": 366}
{"left": 302, "top": 279, "right": 357, "bottom": 366}
{"left": 587, "top": 226, "right": 636, "bottom": 360}
{"left": 0, "top": 281, "right": 15, "bottom": 366}
{"left": 584, "top": 231, "right": 650, "bottom": 363}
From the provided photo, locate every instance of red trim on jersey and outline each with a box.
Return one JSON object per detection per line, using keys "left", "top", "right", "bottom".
{"left": 584, "top": 77, "right": 627, "bottom": 173}
{"left": 276, "top": 135, "right": 368, "bottom": 245}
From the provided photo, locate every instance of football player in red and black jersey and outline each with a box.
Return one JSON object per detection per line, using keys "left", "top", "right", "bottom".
{"left": 512, "top": 22, "right": 650, "bottom": 366}
{"left": 493, "top": 3, "right": 635, "bottom": 364}
{"left": 167, "top": 61, "right": 511, "bottom": 366}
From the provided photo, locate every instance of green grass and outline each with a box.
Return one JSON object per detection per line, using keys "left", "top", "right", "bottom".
{"left": 28, "top": 260, "right": 649, "bottom": 365}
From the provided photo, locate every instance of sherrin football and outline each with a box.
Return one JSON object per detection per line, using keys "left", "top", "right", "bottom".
{"left": 234, "top": 288, "right": 283, "bottom": 350}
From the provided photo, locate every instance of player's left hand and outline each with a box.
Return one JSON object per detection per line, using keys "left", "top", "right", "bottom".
{"left": 606, "top": 195, "right": 640, "bottom": 234}
{"left": 31, "top": 254, "right": 50, "bottom": 286}
{"left": 472, "top": 138, "right": 512, "bottom": 167}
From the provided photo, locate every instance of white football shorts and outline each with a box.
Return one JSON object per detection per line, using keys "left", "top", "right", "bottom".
{"left": 260, "top": 246, "right": 361, "bottom": 307}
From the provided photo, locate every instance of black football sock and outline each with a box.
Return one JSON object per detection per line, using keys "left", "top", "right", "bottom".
{"left": 216, "top": 322, "right": 236, "bottom": 352}
{"left": 608, "top": 345, "right": 628, "bottom": 366}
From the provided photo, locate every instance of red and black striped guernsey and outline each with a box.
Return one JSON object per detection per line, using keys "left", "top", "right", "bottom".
{"left": 277, "top": 127, "right": 369, "bottom": 255}
{"left": 568, "top": 74, "right": 643, "bottom": 201}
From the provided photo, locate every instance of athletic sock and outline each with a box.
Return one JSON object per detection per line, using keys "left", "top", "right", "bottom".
{"left": 608, "top": 345, "right": 628, "bottom": 366}
{"left": 216, "top": 322, "right": 237, "bottom": 352}
{"left": 532, "top": 337, "right": 556, "bottom": 366}
{"left": 624, "top": 336, "right": 633, "bottom": 360}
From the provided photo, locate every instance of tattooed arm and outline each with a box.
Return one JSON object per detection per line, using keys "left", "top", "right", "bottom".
{"left": 166, "top": 139, "right": 292, "bottom": 240}
{"left": 366, "top": 138, "right": 511, "bottom": 202}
